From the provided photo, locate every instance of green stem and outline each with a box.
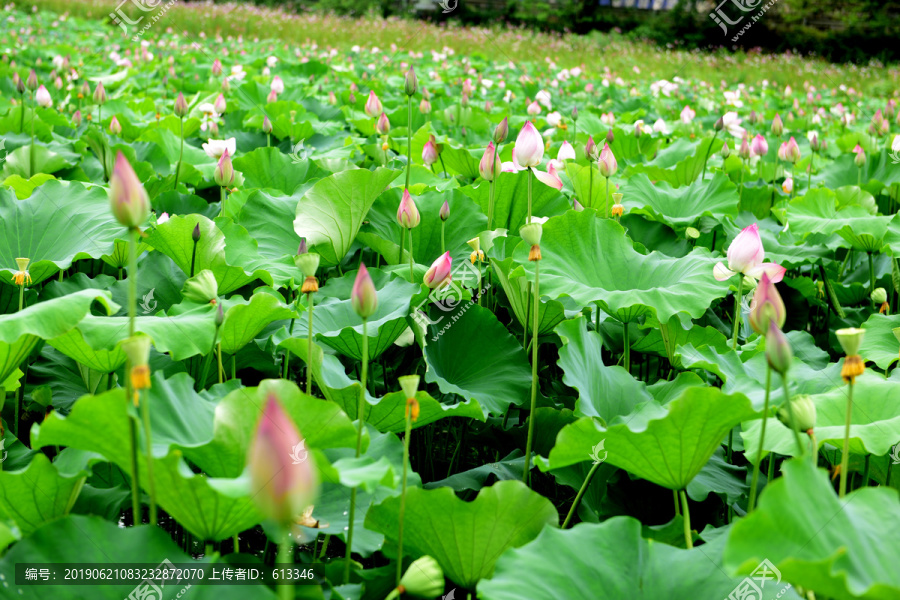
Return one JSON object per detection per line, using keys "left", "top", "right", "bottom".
{"left": 488, "top": 148, "right": 498, "bottom": 228}
{"left": 868, "top": 252, "right": 876, "bottom": 308}
{"left": 219, "top": 186, "right": 226, "bottom": 218}
{"left": 127, "top": 227, "right": 141, "bottom": 525}
{"left": 605, "top": 176, "right": 609, "bottom": 219}
{"left": 522, "top": 260, "right": 540, "bottom": 486}
{"left": 782, "top": 376, "right": 805, "bottom": 457}
{"left": 217, "top": 342, "right": 223, "bottom": 384}
{"left": 233, "top": 534, "right": 239, "bottom": 554}
{"left": 396, "top": 402, "right": 413, "bottom": 585}
{"left": 588, "top": 166, "right": 593, "bottom": 210}
{"left": 408, "top": 228, "right": 414, "bottom": 282}
{"left": 138, "top": 388, "right": 157, "bottom": 526}
{"left": 680, "top": 490, "right": 693, "bottom": 549}
{"left": 738, "top": 159, "right": 745, "bottom": 209}
{"left": 277, "top": 530, "right": 294, "bottom": 600}
{"left": 862, "top": 454, "right": 870, "bottom": 488}
{"left": 29, "top": 95, "right": 35, "bottom": 178}
{"left": 405, "top": 97, "right": 412, "bottom": 190}
{"left": 701, "top": 130, "right": 720, "bottom": 182}
{"left": 808, "top": 153, "right": 813, "bottom": 191}
{"left": 441, "top": 221, "right": 445, "bottom": 254}
{"left": 623, "top": 321, "right": 630, "bottom": 373}
{"left": 839, "top": 380, "right": 854, "bottom": 497}
{"left": 398, "top": 229, "right": 405, "bottom": 268}
{"left": 439, "top": 154, "right": 447, "bottom": 179}
{"left": 197, "top": 326, "right": 220, "bottom": 391}
{"left": 731, "top": 277, "right": 744, "bottom": 350}
{"left": 527, "top": 167, "right": 533, "bottom": 223}
{"left": 345, "top": 319, "right": 368, "bottom": 583}
{"left": 306, "top": 293, "right": 314, "bottom": 396}
{"left": 673, "top": 489, "right": 680, "bottom": 516}
{"left": 174, "top": 117, "right": 183, "bottom": 190}
{"left": 190, "top": 237, "right": 198, "bottom": 278}
{"left": 128, "top": 419, "right": 141, "bottom": 525}
{"left": 561, "top": 460, "right": 601, "bottom": 528}
{"left": 748, "top": 367, "right": 772, "bottom": 512}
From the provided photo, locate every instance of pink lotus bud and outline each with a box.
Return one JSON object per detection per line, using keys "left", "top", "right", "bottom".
{"left": 221, "top": 77, "right": 231, "bottom": 93}
{"left": 214, "top": 149, "right": 235, "bottom": 187}
{"left": 440, "top": 200, "right": 450, "bottom": 221}
{"left": 109, "top": 151, "right": 149, "bottom": 229}
{"left": 810, "top": 134, "right": 820, "bottom": 152}
{"left": 267, "top": 89, "right": 278, "bottom": 104}
{"left": 270, "top": 75, "right": 285, "bottom": 94}
{"left": 750, "top": 134, "right": 768, "bottom": 157}
{"left": 766, "top": 321, "right": 793, "bottom": 375}
{"left": 262, "top": 115, "right": 273, "bottom": 134}
{"left": 351, "top": 263, "right": 377, "bottom": 319}
{"left": 749, "top": 272, "right": 786, "bottom": 335}
{"left": 404, "top": 67, "right": 417, "bottom": 97}
{"left": 493, "top": 117, "right": 508, "bottom": 144}
{"left": 211, "top": 59, "right": 223, "bottom": 76}
{"left": 739, "top": 136, "right": 751, "bottom": 160}
{"left": 108, "top": 115, "right": 122, "bottom": 135}
{"left": 721, "top": 141, "right": 731, "bottom": 158}
{"left": 248, "top": 394, "right": 318, "bottom": 527}
{"left": 364, "top": 90, "right": 383, "bottom": 117}
{"left": 680, "top": 105, "right": 695, "bottom": 123}
{"left": 484, "top": 100, "right": 493, "bottom": 113}
{"left": 726, "top": 223, "right": 764, "bottom": 274}
{"left": 397, "top": 189, "right": 420, "bottom": 228}
{"left": 853, "top": 144, "right": 866, "bottom": 167}
{"left": 479, "top": 142, "right": 501, "bottom": 181}
{"left": 213, "top": 93, "right": 227, "bottom": 114}
{"left": 557, "top": 141, "right": 576, "bottom": 162}
{"left": 784, "top": 136, "right": 801, "bottom": 163}
{"left": 375, "top": 112, "right": 390, "bottom": 135}
{"left": 53, "top": 76, "right": 63, "bottom": 91}
{"left": 573, "top": 199, "right": 584, "bottom": 211}
{"left": 462, "top": 78, "right": 473, "bottom": 96}
{"left": 13, "top": 73, "right": 25, "bottom": 94}
{"left": 526, "top": 100, "right": 541, "bottom": 115}
{"left": 585, "top": 135, "right": 597, "bottom": 160}
{"left": 422, "top": 140, "right": 439, "bottom": 166}
{"left": 93, "top": 81, "right": 106, "bottom": 105}
{"left": 514, "top": 121, "right": 543, "bottom": 168}
{"left": 174, "top": 92, "right": 188, "bottom": 118}
{"left": 772, "top": 114, "right": 784, "bottom": 136}
{"left": 32, "top": 84, "right": 53, "bottom": 110}
{"left": 534, "top": 163, "right": 563, "bottom": 191}
{"left": 419, "top": 97, "right": 432, "bottom": 114}
{"left": 424, "top": 252, "right": 452, "bottom": 289}
{"left": 328, "top": 91, "right": 337, "bottom": 105}
{"left": 782, "top": 177, "right": 793, "bottom": 194}
{"left": 597, "top": 142, "right": 617, "bottom": 177}
{"left": 25, "top": 69, "right": 38, "bottom": 91}
{"left": 72, "top": 109, "right": 82, "bottom": 126}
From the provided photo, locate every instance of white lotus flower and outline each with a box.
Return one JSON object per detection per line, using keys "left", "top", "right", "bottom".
{"left": 202, "top": 137, "right": 236, "bottom": 159}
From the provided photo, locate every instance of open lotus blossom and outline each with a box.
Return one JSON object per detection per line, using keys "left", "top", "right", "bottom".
{"left": 714, "top": 223, "right": 786, "bottom": 282}
{"left": 197, "top": 102, "right": 220, "bottom": 132}
{"left": 680, "top": 105, "right": 695, "bottom": 123}
{"left": 424, "top": 251, "right": 452, "bottom": 289}
{"left": 721, "top": 111, "right": 744, "bottom": 137}
{"left": 533, "top": 163, "right": 563, "bottom": 191}
{"left": 364, "top": 90, "right": 382, "bottom": 117}
{"left": 514, "top": 121, "right": 543, "bottom": 168}
{"left": 202, "top": 137, "right": 236, "bottom": 159}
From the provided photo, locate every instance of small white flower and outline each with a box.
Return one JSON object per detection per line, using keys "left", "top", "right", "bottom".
{"left": 202, "top": 137, "right": 236, "bottom": 159}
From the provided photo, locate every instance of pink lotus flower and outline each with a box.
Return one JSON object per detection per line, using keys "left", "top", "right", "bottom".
{"left": 109, "top": 115, "right": 122, "bottom": 135}
{"left": 351, "top": 263, "right": 377, "bottom": 319}
{"left": 270, "top": 75, "right": 284, "bottom": 94}
{"left": 267, "top": 89, "right": 278, "bottom": 104}
{"left": 514, "top": 121, "right": 543, "bottom": 168}
{"left": 397, "top": 189, "right": 420, "bottom": 228}
{"left": 597, "top": 142, "right": 617, "bottom": 177}
{"left": 375, "top": 112, "right": 390, "bottom": 135}
{"left": 479, "top": 142, "right": 500, "bottom": 181}
{"left": 422, "top": 140, "right": 439, "bottom": 166}
{"left": 556, "top": 141, "right": 576, "bottom": 162}
{"left": 534, "top": 163, "right": 563, "bottom": 191}
{"left": 35, "top": 84, "right": 52, "bottom": 108}
{"left": 750, "top": 134, "right": 768, "bottom": 157}
{"left": 526, "top": 100, "right": 541, "bottom": 115}
{"left": 714, "top": 223, "right": 785, "bottom": 282}
{"left": 783, "top": 137, "right": 801, "bottom": 163}
{"left": 248, "top": 394, "right": 318, "bottom": 526}
{"left": 214, "top": 149, "right": 234, "bottom": 186}
{"left": 109, "top": 152, "right": 149, "bottom": 229}
{"left": 501, "top": 148, "right": 526, "bottom": 173}
{"left": 749, "top": 272, "right": 786, "bottom": 335}
{"left": 424, "top": 252, "right": 452, "bottom": 289}
{"left": 853, "top": 144, "right": 866, "bottom": 167}
{"left": 680, "top": 105, "right": 695, "bottom": 124}
{"left": 211, "top": 58, "right": 223, "bottom": 76}
{"left": 213, "top": 93, "right": 227, "bottom": 114}
{"left": 364, "top": 90, "right": 382, "bottom": 117}
{"left": 419, "top": 98, "right": 432, "bottom": 114}
{"left": 782, "top": 177, "right": 793, "bottom": 194}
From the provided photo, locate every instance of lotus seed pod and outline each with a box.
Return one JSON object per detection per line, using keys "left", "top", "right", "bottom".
{"left": 836, "top": 327, "right": 865, "bottom": 357}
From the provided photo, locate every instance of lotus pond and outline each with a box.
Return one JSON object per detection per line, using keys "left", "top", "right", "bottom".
{"left": 0, "top": 4, "right": 900, "bottom": 600}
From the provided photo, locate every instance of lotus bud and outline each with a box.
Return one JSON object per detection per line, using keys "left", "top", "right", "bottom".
{"left": 782, "top": 177, "right": 793, "bottom": 194}
{"left": 853, "top": 145, "right": 866, "bottom": 167}
{"left": 585, "top": 135, "right": 597, "bottom": 161}
{"left": 352, "top": 263, "right": 377, "bottom": 319}
{"left": 25, "top": 69, "right": 38, "bottom": 91}
{"left": 714, "top": 116, "right": 724, "bottom": 131}
{"left": 364, "top": 90, "right": 382, "bottom": 117}
{"left": 720, "top": 141, "right": 731, "bottom": 158}
{"left": 750, "top": 134, "right": 768, "bottom": 157}
{"left": 53, "top": 76, "right": 63, "bottom": 91}
{"left": 604, "top": 128, "right": 613, "bottom": 144}
{"left": 93, "top": 81, "right": 106, "bottom": 104}
{"left": 109, "top": 152, "right": 149, "bottom": 229}
{"left": 108, "top": 115, "right": 121, "bottom": 135}
{"left": 13, "top": 73, "right": 24, "bottom": 94}
{"left": 262, "top": 115, "right": 273, "bottom": 134}
{"left": 515, "top": 121, "right": 544, "bottom": 168}
{"left": 784, "top": 136, "right": 801, "bottom": 163}
{"left": 35, "top": 85, "right": 52, "bottom": 108}
{"left": 493, "top": 117, "right": 509, "bottom": 144}
{"left": 213, "top": 93, "right": 227, "bottom": 114}
{"left": 419, "top": 97, "right": 432, "bottom": 113}
{"left": 422, "top": 140, "right": 439, "bottom": 166}
{"left": 749, "top": 273, "right": 786, "bottom": 335}
{"left": 211, "top": 58, "right": 223, "bottom": 76}
{"left": 221, "top": 77, "right": 230, "bottom": 93}
{"left": 633, "top": 122, "right": 642, "bottom": 138}
{"left": 778, "top": 394, "right": 816, "bottom": 433}
{"left": 72, "top": 109, "right": 82, "bottom": 126}
{"left": 766, "top": 321, "right": 793, "bottom": 375}
{"left": 183, "top": 269, "right": 219, "bottom": 304}
{"left": 248, "top": 394, "right": 319, "bottom": 527}
{"left": 174, "top": 92, "right": 188, "bottom": 118}
{"left": 375, "top": 112, "right": 390, "bottom": 135}
{"left": 404, "top": 67, "right": 417, "bottom": 97}
{"left": 810, "top": 134, "right": 820, "bottom": 152}
{"left": 391, "top": 556, "right": 444, "bottom": 600}
{"left": 270, "top": 75, "right": 284, "bottom": 94}
{"left": 836, "top": 327, "right": 865, "bottom": 357}
{"left": 772, "top": 114, "right": 784, "bottom": 136}
{"left": 739, "top": 136, "right": 751, "bottom": 160}
{"left": 214, "top": 149, "right": 235, "bottom": 186}
{"left": 573, "top": 199, "right": 584, "bottom": 212}
{"left": 479, "top": 142, "right": 501, "bottom": 181}
{"left": 424, "top": 252, "right": 452, "bottom": 289}
{"left": 571, "top": 105, "right": 578, "bottom": 121}
{"left": 397, "top": 189, "right": 420, "bottom": 228}
{"left": 597, "top": 142, "right": 617, "bottom": 177}
{"left": 122, "top": 334, "right": 152, "bottom": 402}
{"left": 192, "top": 223, "right": 201, "bottom": 242}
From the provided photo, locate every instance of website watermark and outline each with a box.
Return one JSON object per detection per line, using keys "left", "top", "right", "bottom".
{"left": 709, "top": 0, "right": 780, "bottom": 42}
{"left": 890, "top": 443, "right": 900, "bottom": 465}
{"left": 725, "top": 559, "right": 791, "bottom": 600}
{"left": 411, "top": 259, "right": 490, "bottom": 341}
{"left": 589, "top": 441, "right": 607, "bottom": 465}
{"left": 108, "top": 0, "right": 179, "bottom": 42}
{"left": 140, "top": 289, "right": 157, "bottom": 314}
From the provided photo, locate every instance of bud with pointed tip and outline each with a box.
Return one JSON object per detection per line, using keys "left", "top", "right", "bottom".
{"left": 750, "top": 134, "right": 768, "bottom": 157}
{"left": 749, "top": 273, "right": 786, "bottom": 335}
{"left": 35, "top": 85, "right": 52, "bottom": 108}
{"left": 213, "top": 93, "right": 226, "bottom": 114}
{"left": 13, "top": 73, "right": 24, "bottom": 94}
{"left": 404, "top": 67, "right": 417, "bottom": 97}
{"left": 174, "top": 92, "right": 188, "bottom": 118}
{"left": 108, "top": 115, "right": 121, "bottom": 135}
{"left": 479, "top": 142, "right": 501, "bottom": 181}
{"left": 93, "top": 81, "right": 106, "bottom": 104}
{"left": 211, "top": 59, "right": 223, "bottom": 76}
{"left": 397, "top": 189, "right": 420, "bottom": 228}
{"left": 424, "top": 252, "right": 452, "bottom": 289}
{"left": 364, "top": 90, "right": 382, "bottom": 117}
{"left": 853, "top": 144, "right": 866, "bottom": 167}
{"left": 26, "top": 68, "right": 38, "bottom": 91}
{"left": 352, "top": 263, "right": 378, "bottom": 319}
{"left": 439, "top": 200, "right": 450, "bottom": 222}
{"left": 606, "top": 128, "right": 614, "bottom": 144}
{"left": 248, "top": 394, "right": 319, "bottom": 527}
{"left": 262, "top": 115, "right": 272, "bottom": 134}
{"left": 109, "top": 152, "right": 149, "bottom": 229}
{"left": 597, "top": 142, "right": 617, "bottom": 177}
{"left": 766, "top": 321, "right": 793, "bottom": 375}
{"left": 192, "top": 223, "right": 201, "bottom": 242}
{"left": 571, "top": 105, "right": 578, "bottom": 121}
{"left": 772, "top": 114, "right": 784, "bottom": 136}
{"left": 585, "top": 135, "right": 597, "bottom": 160}
{"left": 375, "top": 112, "right": 390, "bottom": 135}
{"left": 515, "top": 121, "right": 544, "bottom": 168}
{"left": 739, "top": 136, "right": 751, "bottom": 160}
{"left": 81, "top": 81, "right": 91, "bottom": 99}
{"left": 720, "top": 141, "right": 731, "bottom": 158}
{"left": 214, "top": 149, "right": 235, "bottom": 186}
{"left": 493, "top": 117, "right": 508, "bottom": 144}
{"left": 784, "top": 136, "right": 801, "bottom": 163}
{"left": 72, "top": 109, "right": 82, "bottom": 126}
{"left": 422, "top": 140, "right": 439, "bottom": 166}
{"left": 221, "top": 77, "right": 230, "bottom": 93}
{"left": 215, "top": 302, "right": 225, "bottom": 327}
{"left": 809, "top": 134, "right": 820, "bottom": 152}
{"left": 419, "top": 97, "right": 431, "bottom": 113}
{"left": 714, "top": 116, "right": 724, "bottom": 131}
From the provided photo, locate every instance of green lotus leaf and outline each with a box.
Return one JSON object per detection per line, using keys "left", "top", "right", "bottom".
{"left": 0, "top": 454, "right": 86, "bottom": 536}
{"left": 219, "top": 290, "right": 296, "bottom": 356}
{"left": 859, "top": 313, "right": 900, "bottom": 370}
{"left": 624, "top": 136, "right": 717, "bottom": 187}
{"left": 233, "top": 147, "right": 328, "bottom": 194}
{"left": 563, "top": 162, "right": 612, "bottom": 215}
{"left": 513, "top": 209, "right": 729, "bottom": 323}
{"left": 48, "top": 327, "right": 127, "bottom": 374}
{"left": 724, "top": 458, "right": 900, "bottom": 600}
{"left": 785, "top": 188, "right": 898, "bottom": 251}
{"left": 365, "top": 480, "right": 558, "bottom": 588}
{"left": 292, "top": 167, "right": 397, "bottom": 266}
{"left": 621, "top": 172, "right": 737, "bottom": 229}
{"left": 460, "top": 170, "right": 570, "bottom": 232}
{"left": 491, "top": 257, "right": 566, "bottom": 336}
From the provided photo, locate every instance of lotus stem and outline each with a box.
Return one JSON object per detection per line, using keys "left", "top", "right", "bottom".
{"left": 29, "top": 94, "right": 36, "bottom": 178}
{"left": 217, "top": 341, "right": 223, "bottom": 385}
{"left": 405, "top": 96, "right": 412, "bottom": 190}
{"left": 605, "top": 176, "right": 610, "bottom": 219}
{"left": 127, "top": 226, "right": 142, "bottom": 525}
{"left": 488, "top": 146, "right": 498, "bottom": 229}
{"left": 673, "top": 489, "right": 680, "bottom": 516}
{"left": 345, "top": 318, "right": 368, "bottom": 583}
{"left": 862, "top": 454, "right": 870, "bottom": 488}
{"left": 738, "top": 159, "right": 745, "bottom": 210}
{"left": 278, "top": 530, "right": 294, "bottom": 600}
{"left": 748, "top": 366, "right": 772, "bottom": 512}
{"left": 782, "top": 376, "right": 805, "bottom": 457}
{"left": 588, "top": 166, "right": 593, "bottom": 210}
{"left": 219, "top": 186, "right": 226, "bottom": 218}
{"left": 198, "top": 322, "right": 220, "bottom": 391}
{"left": 396, "top": 399, "right": 414, "bottom": 585}
{"left": 623, "top": 321, "right": 630, "bottom": 373}
{"left": 731, "top": 276, "right": 744, "bottom": 350}
{"left": 306, "top": 293, "right": 314, "bottom": 396}
{"left": 19, "top": 92, "right": 25, "bottom": 134}
{"left": 562, "top": 460, "right": 601, "bottom": 528}
{"left": 680, "top": 490, "right": 693, "bottom": 549}
{"left": 868, "top": 252, "right": 875, "bottom": 308}
{"left": 808, "top": 153, "right": 814, "bottom": 191}
{"left": 839, "top": 379, "right": 854, "bottom": 497}
{"left": 399, "top": 229, "right": 406, "bottom": 269}
{"left": 408, "top": 228, "right": 414, "bottom": 282}
{"left": 174, "top": 116, "right": 183, "bottom": 191}
{"left": 701, "top": 130, "right": 719, "bottom": 182}
{"left": 138, "top": 388, "right": 157, "bottom": 526}
{"left": 440, "top": 221, "right": 445, "bottom": 254}
{"left": 439, "top": 154, "right": 447, "bottom": 179}
{"left": 527, "top": 166, "right": 533, "bottom": 223}
{"left": 522, "top": 260, "right": 540, "bottom": 486}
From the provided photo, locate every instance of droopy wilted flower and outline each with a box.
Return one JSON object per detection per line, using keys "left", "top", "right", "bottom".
{"left": 12, "top": 258, "right": 31, "bottom": 286}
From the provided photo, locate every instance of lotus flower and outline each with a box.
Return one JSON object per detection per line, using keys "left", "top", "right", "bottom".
{"left": 270, "top": 75, "right": 284, "bottom": 94}
{"left": 109, "top": 115, "right": 122, "bottom": 135}
{"left": 714, "top": 223, "right": 785, "bottom": 282}
{"left": 35, "top": 84, "right": 52, "bottom": 108}
{"left": 422, "top": 140, "right": 439, "bottom": 166}
{"left": 680, "top": 105, "right": 695, "bottom": 124}
{"left": 479, "top": 142, "right": 501, "bottom": 181}
{"left": 397, "top": 189, "right": 420, "bottom": 228}
{"left": 439, "top": 200, "right": 450, "bottom": 221}
{"left": 211, "top": 58, "right": 223, "bottom": 76}
{"left": 93, "top": 81, "right": 107, "bottom": 104}
{"left": 749, "top": 273, "right": 786, "bottom": 335}
{"left": 783, "top": 136, "right": 801, "bottom": 163}
{"left": 514, "top": 121, "right": 543, "bottom": 168}
{"left": 375, "top": 112, "right": 390, "bottom": 135}
{"left": 248, "top": 394, "right": 318, "bottom": 527}
{"left": 546, "top": 111, "right": 562, "bottom": 127}
{"left": 351, "top": 263, "right": 377, "bottom": 319}
{"left": 782, "top": 177, "right": 793, "bottom": 194}
{"left": 892, "top": 135, "right": 900, "bottom": 153}
{"left": 364, "top": 90, "right": 382, "bottom": 117}
{"left": 109, "top": 152, "right": 149, "bottom": 229}
{"left": 501, "top": 148, "right": 527, "bottom": 173}
{"left": 174, "top": 92, "right": 188, "bottom": 118}
{"left": 202, "top": 137, "right": 236, "bottom": 159}
{"left": 557, "top": 141, "right": 576, "bottom": 162}
{"left": 721, "top": 111, "right": 744, "bottom": 137}
{"left": 419, "top": 97, "right": 432, "bottom": 113}
{"left": 597, "top": 142, "right": 617, "bottom": 177}
{"left": 750, "top": 134, "right": 768, "bottom": 157}
{"left": 853, "top": 144, "right": 866, "bottom": 167}
{"left": 213, "top": 93, "right": 227, "bottom": 114}
{"left": 214, "top": 149, "right": 234, "bottom": 186}
{"left": 534, "top": 163, "right": 563, "bottom": 191}
{"left": 526, "top": 100, "right": 541, "bottom": 115}
{"left": 424, "top": 252, "right": 452, "bottom": 289}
